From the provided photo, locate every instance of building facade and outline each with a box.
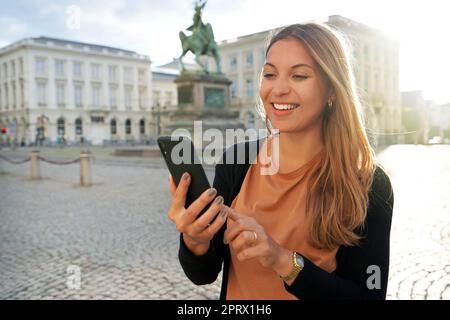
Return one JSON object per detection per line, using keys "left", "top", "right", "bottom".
{"left": 150, "top": 66, "right": 179, "bottom": 136}
{"left": 209, "top": 15, "right": 402, "bottom": 145}
{"left": 328, "top": 15, "right": 402, "bottom": 145}
{"left": 0, "top": 37, "right": 152, "bottom": 146}
{"left": 401, "top": 90, "right": 430, "bottom": 144}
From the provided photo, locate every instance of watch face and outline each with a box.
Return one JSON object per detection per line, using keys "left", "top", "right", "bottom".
{"left": 295, "top": 254, "right": 305, "bottom": 268}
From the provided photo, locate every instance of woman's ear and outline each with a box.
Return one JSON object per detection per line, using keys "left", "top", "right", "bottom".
{"left": 327, "top": 90, "right": 336, "bottom": 103}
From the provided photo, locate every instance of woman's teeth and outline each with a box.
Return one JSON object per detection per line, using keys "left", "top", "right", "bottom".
{"left": 272, "top": 103, "right": 300, "bottom": 110}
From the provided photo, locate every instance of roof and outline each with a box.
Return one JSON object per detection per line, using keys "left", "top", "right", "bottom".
{"left": 0, "top": 36, "right": 149, "bottom": 60}
{"left": 158, "top": 58, "right": 200, "bottom": 71}
{"left": 152, "top": 66, "right": 179, "bottom": 80}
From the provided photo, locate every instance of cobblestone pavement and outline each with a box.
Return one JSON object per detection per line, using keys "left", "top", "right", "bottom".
{"left": 0, "top": 144, "right": 449, "bottom": 300}
{"left": 378, "top": 145, "right": 450, "bottom": 300}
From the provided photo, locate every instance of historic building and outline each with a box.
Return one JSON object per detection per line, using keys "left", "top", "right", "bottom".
{"left": 0, "top": 36, "right": 152, "bottom": 145}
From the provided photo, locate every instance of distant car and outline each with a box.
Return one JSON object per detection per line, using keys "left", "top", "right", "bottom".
{"left": 428, "top": 136, "right": 443, "bottom": 144}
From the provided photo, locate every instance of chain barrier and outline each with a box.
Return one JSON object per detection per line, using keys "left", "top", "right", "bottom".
{"left": 37, "top": 156, "right": 80, "bottom": 165}
{"left": 0, "top": 153, "right": 31, "bottom": 164}
{"left": 1, "top": 151, "right": 91, "bottom": 186}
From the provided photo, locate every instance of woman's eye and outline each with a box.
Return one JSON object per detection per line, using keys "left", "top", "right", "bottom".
{"left": 263, "top": 73, "right": 275, "bottom": 78}
{"left": 293, "top": 75, "right": 309, "bottom": 80}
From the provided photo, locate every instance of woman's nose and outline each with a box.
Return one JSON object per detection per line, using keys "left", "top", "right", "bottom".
{"left": 272, "top": 79, "right": 290, "bottom": 95}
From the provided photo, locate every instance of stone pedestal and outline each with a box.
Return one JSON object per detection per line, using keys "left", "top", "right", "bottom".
{"left": 164, "top": 72, "right": 244, "bottom": 135}
{"left": 175, "top": 72, "right": 232, "bottom": 112}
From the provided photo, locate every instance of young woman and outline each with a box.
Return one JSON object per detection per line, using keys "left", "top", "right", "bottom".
{"left": 167, "top": 23, "right": 394, "bottom": 300}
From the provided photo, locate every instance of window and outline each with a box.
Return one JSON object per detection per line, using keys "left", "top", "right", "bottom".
{"left": 56, "top": 83, "right": 65, "bottom": 106}
{"left": 231, "top": 81, "right": 237, "bottom": 98}
{"left": 73, "top": 62, "right": 82, "bottom": 77}
{"left": 20, "top": 81, "right": 24, "bottom": 108}
{"left": 125, "top": 118, "right": 132, "bottom": 135}
{"left": 3, "top": 63, "right": 7, "bottom": 78}
{"left": 35, "top": 58, "right": 46, "bottom": 74}
{"left": 91, "top": 63, "right": 101, "bottom": 79}
{"left": 92, "top": 85, "right": 100, "bottom": 107}
{"left": 57, "top": 118, "right": 65, "bottom": 136}
{"left": 19, "top": 57, "right": 24, "bottom": 75}
{"left": 125, "top": 87, "right": 132, "bottom": 109}
{"left": 153, "top": 90, "right": 160, "bottom": 107}
{"left": 229, "top": 55, "right": 237, "bottom": 71}
{"left": 12, "top": 82, "right": 16, "bottom": 108}
{"left": 55, "top": 59, "right": 65, "bottom": 77}
{"left": 246, "top": 51, "right": 253, "bottom": 67}
{"left": 75, "top": 118, "right": 82, "bottom": 135}
{"left": 109, "top": 86, "right": 117, "bottom": 109}
{"left": 246, "top": 79, "right": 253, "bottom": 97}
{"left": 138, "top": 68, "right": 146, "bottom": 83}
{"left": 3, "top": 84, "right": 8, "bottom": 109}
{"left": 259, "top": 49, "right": 266, "bottom": 69}
{"left": 139, "top": 88, "right": 147, "bottom": 109}
{"left": 139, "top": 118, "right": 145, "bottom": 134}
{"left": 37, "top": 82, "right": 46, "bottom": 105}
{"left": 110, "top": 119, "right": 117, "bottom": 135}
{"left": 247, "top": 112, "right": 255, "bottom": 128}
{"left": 74, "top": 84, "right": 83, "bottom": 107}
{"left": 108, "top": 65, "right": 117, "bottom": 82}
{"left": 364, "top": 45, "right": 369, "bottom": 61}
{"left": 11, "top": 61, "right": 15, "bottom": 77}
{"left": 165, "top": 91, "right": 172, "bottom": 106}
{"left": 124, "top": 67, "right": 132, "bottom": 83}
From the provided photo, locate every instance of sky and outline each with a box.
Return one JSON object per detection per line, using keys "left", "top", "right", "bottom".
{"left": 1, "top": 0, "right": 449, "bottom": 104}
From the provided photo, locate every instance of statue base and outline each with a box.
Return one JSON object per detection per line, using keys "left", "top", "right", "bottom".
{"left": 175, "top": 72, "right": 232, "bottom": 112}
{"left": 163, "top": 71, "right": 244, "bottom": 136}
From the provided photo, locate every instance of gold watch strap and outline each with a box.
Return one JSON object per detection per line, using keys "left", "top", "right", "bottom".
{"left": 280, "top": 252, "right": 303, "bottom": 282}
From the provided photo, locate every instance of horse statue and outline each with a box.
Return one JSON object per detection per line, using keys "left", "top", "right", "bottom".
{"left": 179, "top": 0, "right": 222, "bottom": 74}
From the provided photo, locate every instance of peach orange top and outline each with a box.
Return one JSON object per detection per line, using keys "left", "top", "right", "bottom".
{"left": 226, "top": 146, "right": 338, "bottom": 300}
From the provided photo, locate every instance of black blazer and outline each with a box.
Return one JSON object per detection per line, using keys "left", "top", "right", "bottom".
{"left": 178, "top": 139, "right": 394, "bottom": 300}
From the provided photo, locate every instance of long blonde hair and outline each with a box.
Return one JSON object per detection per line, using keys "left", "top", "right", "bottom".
{"left": 262, "top": 23, "right": 376, "bottom": 250}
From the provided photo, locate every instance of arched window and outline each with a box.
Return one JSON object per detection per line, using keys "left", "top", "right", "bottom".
{"left": 75, "top": 118, "right": 82, "bottom": 135}
{"left": 57, "top": 118, "right": 65, "bottom": 136}
{"left": 110, "top": 119, "right": 117, "bottom": 135}
{"left": 139, "top": 118, "right": 145, "bottom": 134}
{"left": 125, "top": 119, "right": 131, "bottom": 135}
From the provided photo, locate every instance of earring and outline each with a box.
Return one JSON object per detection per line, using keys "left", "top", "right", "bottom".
{"left": 327, "top": 99, "right": 333, "bottom": 109}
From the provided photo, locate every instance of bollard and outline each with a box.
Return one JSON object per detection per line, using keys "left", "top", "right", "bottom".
{"left": 30, "top": 150, "right": 41, "bottom": 180}
{"left": 79, "top": 150, "right": 91, "bottom": 186}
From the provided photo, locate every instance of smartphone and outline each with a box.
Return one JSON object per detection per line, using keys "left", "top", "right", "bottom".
{"left": 157, "top": 135, "right": 212, "bottom": 211}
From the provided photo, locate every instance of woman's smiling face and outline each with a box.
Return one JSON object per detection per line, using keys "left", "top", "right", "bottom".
{"left": 260, "top": 38, "right": 331, "bottom": 133}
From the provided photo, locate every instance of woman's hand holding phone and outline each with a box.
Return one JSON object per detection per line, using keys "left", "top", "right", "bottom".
{"left": 167, "top": 172, "right": 229, "bottom": 256}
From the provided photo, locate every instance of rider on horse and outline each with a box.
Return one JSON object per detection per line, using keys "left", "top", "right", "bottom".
{"left": 179, "top": 0, "right": 222, "bottom": 74}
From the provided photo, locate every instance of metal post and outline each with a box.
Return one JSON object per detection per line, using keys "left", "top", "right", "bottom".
{"left": 79, "top": 150, "right": 91, "bottom": 186}
{"left": 30, "top": 150, "right": 40, "bottom": 180}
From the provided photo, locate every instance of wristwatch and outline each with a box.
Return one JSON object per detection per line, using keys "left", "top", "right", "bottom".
{"left": 280, "top": 252, "right": 304, "bottom": 282}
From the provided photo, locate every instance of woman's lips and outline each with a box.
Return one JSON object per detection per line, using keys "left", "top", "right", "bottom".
{"left": 271, "top": 103, "right": 301, "bottom": 116}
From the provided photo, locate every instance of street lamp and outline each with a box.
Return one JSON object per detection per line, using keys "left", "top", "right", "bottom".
{"left": 152, "top": 104, "right": 168, "bottom": 137}
{"left": 36, "top": 114, "right": 49, "bottom": 146}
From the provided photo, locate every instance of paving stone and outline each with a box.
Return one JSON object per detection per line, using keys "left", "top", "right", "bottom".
{"left": 1, "top": 145, "right": 449, "bottom": 299}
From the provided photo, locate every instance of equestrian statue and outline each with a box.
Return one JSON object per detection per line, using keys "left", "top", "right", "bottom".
{"left": 179, "top": 0, "right": 222, "bottom": 74}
